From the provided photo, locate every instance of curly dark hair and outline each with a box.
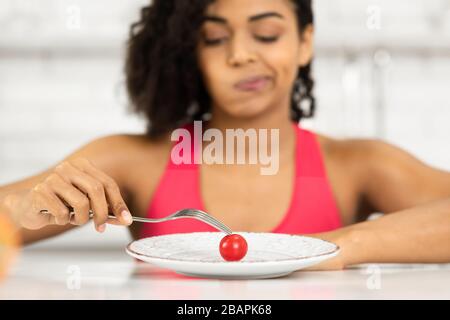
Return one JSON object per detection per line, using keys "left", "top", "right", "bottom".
{"left": 126, "top": 0, "right": 315, "bottom": 138}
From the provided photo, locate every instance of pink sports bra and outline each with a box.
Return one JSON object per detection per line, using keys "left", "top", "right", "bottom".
{"left": 139, "top": 121, "right": 342, "bottom": 238}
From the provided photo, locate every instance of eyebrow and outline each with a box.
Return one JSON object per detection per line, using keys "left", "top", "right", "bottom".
{"left": 202, "top": 12, "right": 285, "bottom": 25}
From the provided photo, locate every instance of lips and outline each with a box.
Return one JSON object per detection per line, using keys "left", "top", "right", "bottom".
{"left": 234, "top": 75, "right": 271, "bottom": 91}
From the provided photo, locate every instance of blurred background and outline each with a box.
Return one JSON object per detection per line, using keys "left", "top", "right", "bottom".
{"left": 1, "top": 0, "right": 449, "bottom": 248}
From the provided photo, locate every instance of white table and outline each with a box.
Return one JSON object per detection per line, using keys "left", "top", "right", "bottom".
{"left": 1, "top": 245, "right": 450, "bottom": 300}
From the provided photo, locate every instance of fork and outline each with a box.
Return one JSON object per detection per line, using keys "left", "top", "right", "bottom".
{"left": 39, "top": 208, "right": 233, "bottom": 234}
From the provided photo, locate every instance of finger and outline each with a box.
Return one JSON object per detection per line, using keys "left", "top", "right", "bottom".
{"left": 34, "top": 183, "right": 70, "bottom": 226}
{"left": 55, "top": 162, "right": 109, "bottom": 231}
{"left": 64, "top": 160, "right": 110, "bottom": 229}
{"left": 30, "top": 187, "right": 57, "bottom": 227}
{"left": 45, "top": 173, "right": 90, "bottom": 226}
{"left": 72, "top": 158, "right": 132, "bottom": 226}
{"left": 46, "top": 173, "right": 89, "bottom": 223}
{"left": 105, "top": 216, "right": 131, "bottom": 226}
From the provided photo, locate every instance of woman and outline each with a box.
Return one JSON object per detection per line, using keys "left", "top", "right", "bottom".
{"left": 0, "top": 0, "right": 449, "bottom": 270}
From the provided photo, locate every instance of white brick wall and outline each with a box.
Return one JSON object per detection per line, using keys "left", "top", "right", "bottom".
{"left": 1, "top": 0, "right": 449, "bottom": 247}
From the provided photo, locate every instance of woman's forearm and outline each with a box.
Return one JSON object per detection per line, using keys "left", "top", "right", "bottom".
{"left": 0, "top": 191, "right": 78, "bottom": 246}
{"left": 0, "top": 192, "right": 20, "bottom": 230}
{"left": 0, "top": 193, "right": 22, "bottom": 248}
{"left": 334, "top": 197, "right": 450, "bottom": 267}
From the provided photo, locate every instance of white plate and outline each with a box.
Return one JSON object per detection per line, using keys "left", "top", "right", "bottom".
{"left": 126, "top": 232, "right": 339, "bottom": 279}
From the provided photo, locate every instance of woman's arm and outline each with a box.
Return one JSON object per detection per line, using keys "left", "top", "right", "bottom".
{"left": 308, "top": 197, "right": 450, "bottom": 270}
{"left": 0, "top": 134, "right": 135, "bottom": 245}
{"left": 361, "top": 140, "right": 450, "bottom": 213}
{"left": 307, "top": 139, "right": 450, "bottom": 270}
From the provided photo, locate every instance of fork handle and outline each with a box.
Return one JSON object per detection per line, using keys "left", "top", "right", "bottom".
{"left": 39, "top": 209, "right": 154, "bottom": 223}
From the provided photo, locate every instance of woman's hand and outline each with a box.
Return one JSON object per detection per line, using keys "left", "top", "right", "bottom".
{"left": 10, "top": 157, "right": 133, "bottom": 233}
{"left": 305, "top": 197, "right": 450, "bottom": 270}
{"left": 303, "top": 227, "right": 360, "bottom": 271}
{"left": 303, "top": 251, "right": 346, "bottom": 271}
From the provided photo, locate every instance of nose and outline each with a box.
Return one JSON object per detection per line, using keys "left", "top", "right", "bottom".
{"left": 227, "top": 34, "right": 257, "bottom": 67}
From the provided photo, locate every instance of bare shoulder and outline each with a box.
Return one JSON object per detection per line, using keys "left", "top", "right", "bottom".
{"left": 86, "top": 132, "right": 173, "bottom": 190}
{"left": 315, "top": 133, "right": 420, "bottom": 187}
{"left": 315, "top": 133, "right": 375, "bottom": 176}
{"left": 315, "top": 133, "right": 415, "bottom": 171}
{"left": 316, "top": 133, "right": 450, "bottom": 213}
{"left": 318, "top": 135, "right": 439, "bottom": 180}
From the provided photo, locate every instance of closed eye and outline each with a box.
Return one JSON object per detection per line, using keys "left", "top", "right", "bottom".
{"left": 203, "top": 35, "right": 279, "bottom": 46}
{"left": 255, "top": 35, "right": 279, "bottom": 43}
{"left": 203, "top": 38, "right": 226, "bottom": 46}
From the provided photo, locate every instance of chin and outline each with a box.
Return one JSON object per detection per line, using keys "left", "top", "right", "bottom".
{"left": 222, "top": 98, "right": 273, "bottom": 119}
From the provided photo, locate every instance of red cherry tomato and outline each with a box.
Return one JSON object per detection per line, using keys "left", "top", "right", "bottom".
{"left": 219, "top": 234, "right": 248, "bottom": 261}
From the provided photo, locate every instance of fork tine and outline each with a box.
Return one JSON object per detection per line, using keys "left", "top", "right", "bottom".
{"left": 183, "top": 209, "right": 233, "bottom": 234}
{"left": 179, "top": 209, "right": 227, "bottom": 229}
{"left": 171, "top": 211, "right": 232, "bottom": 234}
{"left": 193, "top": 216, "right": 233, "bottom": 234}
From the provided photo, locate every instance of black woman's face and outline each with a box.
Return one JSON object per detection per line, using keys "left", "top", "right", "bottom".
{"left": 196, "top": 0, "right": 313, "bottom": 120}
